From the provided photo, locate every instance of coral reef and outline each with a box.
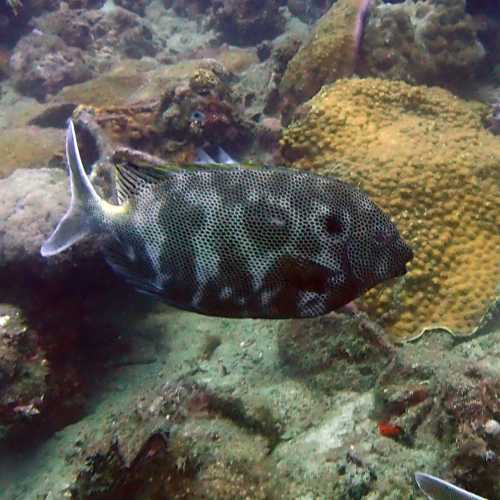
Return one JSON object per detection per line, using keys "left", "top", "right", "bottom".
{"left": 279, "top": 0, "right": 362, "bottom": 116}
{"left": 163, "top": 0, "right": 211, "bottom": 17}
{"left": 281, "top": 78, "right": 500, "bottom": 341}
{"left": 8, "top": 4, "right": 162, "bottom": 101}
{"left": 10, "top": 32, "right": 93, "bottom": 101}
{"left": 164, "top": 0, "right": 285, "bottom": 46}
{"left": 70, "top": 63, "right": 254, "bottom": 163}
{"left": 2, "top": 291, "right": 500, "bottom": 499}
{"left": 114, "top": 0, "right": 152, "bottom": 16}
{"left": 211, "top": 0, "right": 285, "bottom": 46}
{"left": 280, "top": 0, "right": 489, "bottom": 115}
{"left": 373, "top": 335, "right": 500, "bottom": 499}
{"left": 0, "top": 303, "right": 49, "bottom": 443}
{"left": 34, "top": 5, "right": 161, "bottom": 67}
{"left": 1, "top": 0, "right": 500, "bottom": 497}
{"left": 0, "top": 168, "right": 68, "bottom": 267}
{"left": 287, "top": 0, "right": 334, "bottom": 23}
{"left": 359, "top": 0, "right": 487, "bottom": 86}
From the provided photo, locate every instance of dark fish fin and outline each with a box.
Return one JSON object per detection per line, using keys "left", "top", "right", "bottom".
{"left": 279, "top": 256, "right": 331, "bottom": 294}
{"left": 195, "top": 148, "right": 216, "bottom": 164}
{"left": 215, "top": 147, "right": 237, "bottom": 164}
{"left": 115, "top": 162, "right": 175, "bottom": 203}
{"left": 103, "top": 239, "right": 164, "bottom": 297}
{"left": 195, "top": 147, "right": 237, "bottom": 165}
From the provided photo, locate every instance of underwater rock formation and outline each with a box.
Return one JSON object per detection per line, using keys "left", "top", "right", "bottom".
{"left": 69, "top": 63, "right": 254, "bottom": 163}
{"left": 114, "top": 0, "right": 152, "bottom": 16}
{"left": 34, "top": 6, "right": 161, "bottom": 67}
{"left": 287, "top": 0, "right": 334, "bottom": 23}
{"left": 0, "top": 169, "right": 66, "bottom": 266}
{"left": 0, "top": 126, "right": 64, "bottom": 178}
{"left": 359, "top": 0, "right": 487, "bottom": 86}
{"left": 0, "top": 304, "right": 48, "bottom": 443}
{"left": 163, "top": 0, "right": 212, "bottom": 17}
{"left": 281, "top": 78, "right": 499, "bottom": 342}
{"left": 10, "top": 32, "right": 93, "bottom": 101}
{"left": 374, "top": 337, "right": 500, "bottom": 499}
{"left": 164, "top": 0, "right": 285, "bottom": 46}
{"left": 279, "top": 0, "right": 362, "bottom": 116}
{"left": 211, "top": 0, "right": 285, "bottom": 46}
{"left": 66, "top": 380, "right": 275, "bottom": 498}
{"left": 8, "top": 3, "right": 161, "bottom": 101}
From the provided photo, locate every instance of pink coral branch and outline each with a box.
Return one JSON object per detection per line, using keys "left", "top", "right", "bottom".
{"left": 353, "top": 0, "right": 374, "bottom": 69}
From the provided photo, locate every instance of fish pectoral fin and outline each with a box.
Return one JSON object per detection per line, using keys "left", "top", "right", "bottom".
{"left": 279, "top": 256, "right": 332, "bottom": 294}
{"left": 103, "top": 239, "right": 164, "bottom": 296}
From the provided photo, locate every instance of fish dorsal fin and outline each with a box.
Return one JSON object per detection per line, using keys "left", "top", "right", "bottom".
{"left": 115, "top": 162, "right": 177, "bottom": 203}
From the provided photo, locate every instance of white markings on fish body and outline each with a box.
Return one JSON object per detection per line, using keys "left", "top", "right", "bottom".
{"left": 124, "top": 244, "right": 136, "bottom": 261}
{"left": 261, "top": 288, "right": 278, "bottom": 306}
{"left": 248, "top": 190, "right": 259, "bottom": 202}
{"left": 219, "top": 286, "right": 233, "bottom": 300}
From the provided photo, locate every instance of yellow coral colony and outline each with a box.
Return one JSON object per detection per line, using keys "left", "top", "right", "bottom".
{"left": 281, "top": 78, "right": 500, "bottom": 342}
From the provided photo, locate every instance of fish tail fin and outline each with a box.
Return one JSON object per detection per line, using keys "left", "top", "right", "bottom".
{"left": 41, "top": 121, "right": 106, "bottom": 257}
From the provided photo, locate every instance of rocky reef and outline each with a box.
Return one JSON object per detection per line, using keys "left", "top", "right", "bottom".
{"left": 359, "top": 0, "right": 487, "bottom": 86}
{"left": 0, "top": 0, "right": 499, "bottom": 498}
{"left": 279, "top": 0, "right": 362, "bottom": 118}
{"left": 281, "top": 78, "right": 499, "bottom": 342}
{"left": 68, "top": 62, "right": 255, "bottom": 165}
{"left": 1, "top": 300, "right": 499, "bottom": 499}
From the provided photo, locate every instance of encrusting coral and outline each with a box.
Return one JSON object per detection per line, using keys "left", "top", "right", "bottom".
{"left": 359, "top": 0, "right": 486, "bottom": 86}
{"left": 281, "top": 78, "right": 500, "bottom": 342}
{"left": 279, "top": 0, "right": 362, "bottom": 113}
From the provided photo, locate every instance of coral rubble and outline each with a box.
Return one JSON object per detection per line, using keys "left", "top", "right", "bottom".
{"left": 281, "top": 78, "right": 499, "bottom": 341}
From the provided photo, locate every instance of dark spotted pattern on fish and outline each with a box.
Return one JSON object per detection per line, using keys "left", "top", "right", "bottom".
{"left": 105, "top": 163, "right": 413, "bottom": 318}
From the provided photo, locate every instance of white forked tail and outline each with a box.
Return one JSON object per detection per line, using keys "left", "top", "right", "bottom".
{"left": 41, "top": 121, "right": 103, "bottom": 257}
{"left": 415, "top": 472, "right": 487, "bottom": 500}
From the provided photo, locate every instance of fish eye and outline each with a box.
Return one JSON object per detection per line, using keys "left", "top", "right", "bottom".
{"left": 191, "top": 110, "right": 205, "bottom": 122}
{"left": 325, "top": 214, "right": 344, "bottom": 235}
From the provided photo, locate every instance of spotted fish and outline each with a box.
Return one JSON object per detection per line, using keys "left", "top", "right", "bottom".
{"left": 41, "top": 121, "right": 413, "bottom": 318}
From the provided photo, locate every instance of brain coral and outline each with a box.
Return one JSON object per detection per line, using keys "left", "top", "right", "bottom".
{"left": 281, "top": 78, "right": 499, "bottom": 342}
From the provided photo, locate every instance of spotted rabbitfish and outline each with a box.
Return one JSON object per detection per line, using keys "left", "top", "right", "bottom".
{"left": 41, "top": 121, "right": 413, "bottom": 318}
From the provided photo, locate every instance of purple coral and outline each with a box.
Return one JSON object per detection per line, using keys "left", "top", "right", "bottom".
{"left": 487, "top": 102, "right": 500, "bottom": 135}
{"left": 353, "top": 0, "right": 374, "bottom": 69}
